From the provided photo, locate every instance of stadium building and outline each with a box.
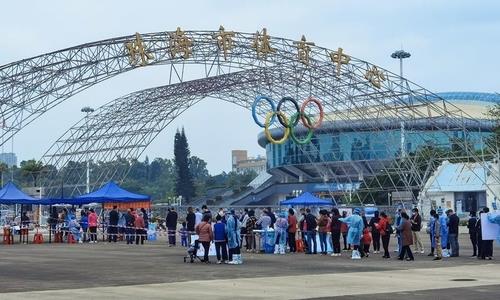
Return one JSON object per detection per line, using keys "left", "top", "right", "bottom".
{"left": 234, "top": 92, "right": 500, "bottom": 206}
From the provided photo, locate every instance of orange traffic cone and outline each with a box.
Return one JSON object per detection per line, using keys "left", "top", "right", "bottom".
{"left": 296, "top": 239, "right": 304, "bottom": 253}
{"left": 33, "top": 231, "right": 44, "bottom": 244}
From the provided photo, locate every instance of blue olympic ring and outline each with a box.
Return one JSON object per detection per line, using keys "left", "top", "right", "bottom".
{"left": 252, "top": 95, "right": 276, "bottom": 128}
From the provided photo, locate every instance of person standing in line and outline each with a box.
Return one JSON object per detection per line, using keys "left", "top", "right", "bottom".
{"left": 476, "top": 211, "right": 484, "bottom": 259}
{"left": 195, "top": 214, "right": 213, "bottom": 263}
{"left": 410, "top": 208, "right": 424, "bottom": 254}
{"left": 134, "top": 211, "right": 146, "bottom": 245}
{"left": 330, "top": 208, "right": 342, "bottom": 256}
{"left": 375, "top": 212, "right": 392, "bottom": 258}
{"left": 446, "top": 209, "right": 460, "bottom": 257}
{"left": 227, "top": 210, "right": 243, "bottom": 264}
{"left": 394, "top": 208, "right": 403, "bottom": 255}
{"left": 304, "top": 208, "right": 318, "bottom": 255}
{"left": 213, "top": 214, "right": 228, "bottom": 264}
{"left": 481, "top": 207, "right": 493, "bottom": 260}
{"left": 80, "top": 210, "right": 89, "bottom": 243}
{"left": 287, "top": 208, "right": 297, "bottom": 253}
{"left": 298, "top": 208, "right": 308, "bottom": 253}
{"left": 317, "top": 209, "right": 331, "bottom": 255}
{"left": 437, "top": 207, "right": 449, "bottom": 258}
{"left": 467, "top": 211, "right": 478, "bottom": 257}
{"left": 256, "top": 209, "right": 272, "bottom": 252}
{"left": 426, "top": 209, "right": 437, "bottom": 257}
{"left": 88, "top": 208, "right": 99, "bottom": 243}
{"left": 201, "top": 205, "right": 212, "bottom": 221}
{"left": 274, "top": 211, "right": 289, "bottom": 255}
{"left": 194, "top": 208, "right": 203, "bottom": 227}
{"left": 186, "top": 207, "right": 196, "bottom": 244}
{"left": 245, "top": 210, "right": 257, "bottom": 252}
{"left": 340, "top": 211, "right": 350, "bottom": 251}
{"left": 240, "top": 209, "right": 249, "bottom": 249}
{"left": 368, "top": 210, "right": 381, "bottom": 254}
{"left": 179, "top": 221, "right": 188, "bottom": 247}
{"left": 108, "top": 206, "right": 119, "bottom": 243}
{"left": 433, "top": 212, "right": 443, "bottom": 261}
{"left": 398, "top": 212, "right": 414, "bottom": 261}
{"left": 141, "top": 208, "right": 149, "bottom": 239}
{"left": 125, "top": 208, "right": 135, "bottom": 245}
{"left": 361, "top": 227, "right": 372, "bottom": 258}
{"left": 166, "top": 207, "right": 178, "bottom": 247}
{"left": 339, "top": 208, "right": 364, "bottom": 259}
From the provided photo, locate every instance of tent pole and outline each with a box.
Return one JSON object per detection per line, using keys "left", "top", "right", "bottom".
{"left": 48, "top": 205, "right": 52, "bottom": 243}
{"left": 102, "top": 203, "right": 105, "bottom": 242}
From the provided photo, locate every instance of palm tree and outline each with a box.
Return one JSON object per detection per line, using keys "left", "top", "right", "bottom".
{"left": 20, "top": 160, "right": 45, "bottom": 186}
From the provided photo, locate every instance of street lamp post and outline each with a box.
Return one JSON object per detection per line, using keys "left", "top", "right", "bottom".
{"left": 81, "top": 106, "right": 94, "bottom": 194}
{"left": 391, "top": 50, "right": 411, "bottom": 158}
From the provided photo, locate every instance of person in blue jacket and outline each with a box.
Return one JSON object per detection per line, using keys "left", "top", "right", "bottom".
{"left": 213, "top": 214, "right": 228, "bottom": 264}
{"left": 339, "top": 208, "right": 364, "bottom": 259}
{"left": 226, "top": 210, "right": 242, "bottom": 264}
{"left": 437, "top": 207, "right": 449, "bottom": 257}
{"left": 80, "top": 210, "right": 89, "bottom": 243}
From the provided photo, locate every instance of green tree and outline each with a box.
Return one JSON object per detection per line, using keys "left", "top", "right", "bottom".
{"left": 174, "top": 128, "right": 194, "bottom": 202}
{"left": 20, "top": 159, "right": 45, "bottom": 186}
{"left": 189, "top": 156, "right": 209, "bottom": 181}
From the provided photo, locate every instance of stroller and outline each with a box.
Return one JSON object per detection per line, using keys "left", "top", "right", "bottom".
{"left": 183, "top": 239, "right": 203, "bottom": 263}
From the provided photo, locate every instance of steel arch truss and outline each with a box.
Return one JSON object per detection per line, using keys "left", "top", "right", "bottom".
{"left": 1, "top": 29, "right": 496, "bottom": 200}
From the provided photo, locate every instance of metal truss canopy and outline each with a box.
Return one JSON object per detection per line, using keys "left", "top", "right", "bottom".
{"left": 0, "top": 29, "right": 496, "bottom": 201}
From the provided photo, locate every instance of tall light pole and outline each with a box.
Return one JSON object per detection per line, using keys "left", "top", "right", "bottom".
{"left": 81, "top": 106, "right": 94, "bottom": 194}
{"left": 391, "top": 49, "right": 411, "bottom": 158}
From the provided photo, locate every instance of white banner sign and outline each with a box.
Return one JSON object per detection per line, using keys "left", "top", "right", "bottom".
{"left": 481, "top": 213, "right": 500, "bottom": 241}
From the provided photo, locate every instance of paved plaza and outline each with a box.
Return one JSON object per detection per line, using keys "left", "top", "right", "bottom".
{"left": 0, "top": 235, "right": 499, "bottom": 299}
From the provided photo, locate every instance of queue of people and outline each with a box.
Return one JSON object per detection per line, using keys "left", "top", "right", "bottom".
{"left": 4, "top": 203, "right": 499, "bottom": 265}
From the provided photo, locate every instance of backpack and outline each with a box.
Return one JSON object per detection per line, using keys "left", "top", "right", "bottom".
{"left": 246, "top": 216, "right": 256, "bottom": 231}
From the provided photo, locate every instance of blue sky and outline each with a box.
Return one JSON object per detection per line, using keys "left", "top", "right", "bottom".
{"left": 0, "top": 0, "right": 499, "bottom": 174}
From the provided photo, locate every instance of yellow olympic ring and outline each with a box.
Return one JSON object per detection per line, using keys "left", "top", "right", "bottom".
{"left": 264, "top": 111, "right": 290, "bottom": 144}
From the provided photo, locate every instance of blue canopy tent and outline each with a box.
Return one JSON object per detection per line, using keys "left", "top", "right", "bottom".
{"left": 280, "top": 192, "right": 334, "bottom": 206}
{"left": 0, "top": 181, "right": 40, "bottom": 205}
{"left": 74, "top": 181, "right": 150, "bottom": 203}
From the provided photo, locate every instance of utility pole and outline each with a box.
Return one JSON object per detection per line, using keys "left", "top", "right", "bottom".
{"left": 81, "top": 106, "right": 94, "bottom": 193}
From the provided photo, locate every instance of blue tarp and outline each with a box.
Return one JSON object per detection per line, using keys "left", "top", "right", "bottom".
{"left": 74, "top": 181, "right": 150, "bottom": 203}
{"left": 0, "top": 181, "right": 40, "bottom": 205}
{"left": 280, "top": 192, "right": 334, "bottom": 206}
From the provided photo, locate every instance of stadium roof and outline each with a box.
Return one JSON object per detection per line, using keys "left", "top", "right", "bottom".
{"left": 435, "top": 92, "right": 500, "bottom": 104}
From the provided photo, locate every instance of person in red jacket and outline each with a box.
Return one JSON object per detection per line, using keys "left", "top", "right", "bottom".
{"left": 375, "top": 212, "right": 392, "bottom": 258}
{"left": 361, "top": 227, "right": 372, "bottom": 257}
{"left": 134, "top": 211, "right": 146, "bottom": 245}
{"left": 287, "top": 208, "right": 297, "bottom": 253}
{"left": 88, "top": 209, "right": 99, "bottom": 243}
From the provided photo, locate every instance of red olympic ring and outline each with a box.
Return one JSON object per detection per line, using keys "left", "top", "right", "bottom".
{"left": 300, "top": 97, "right": 324, "bottom": 129}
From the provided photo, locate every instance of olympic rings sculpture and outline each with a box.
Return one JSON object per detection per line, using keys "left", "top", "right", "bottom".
{"left": 252, "top": 95, "right": 324, "bottom": 145}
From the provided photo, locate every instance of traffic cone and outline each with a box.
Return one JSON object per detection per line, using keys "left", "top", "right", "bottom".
{"left": 33, "top": 232, "right": 44, "bottom": 244}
